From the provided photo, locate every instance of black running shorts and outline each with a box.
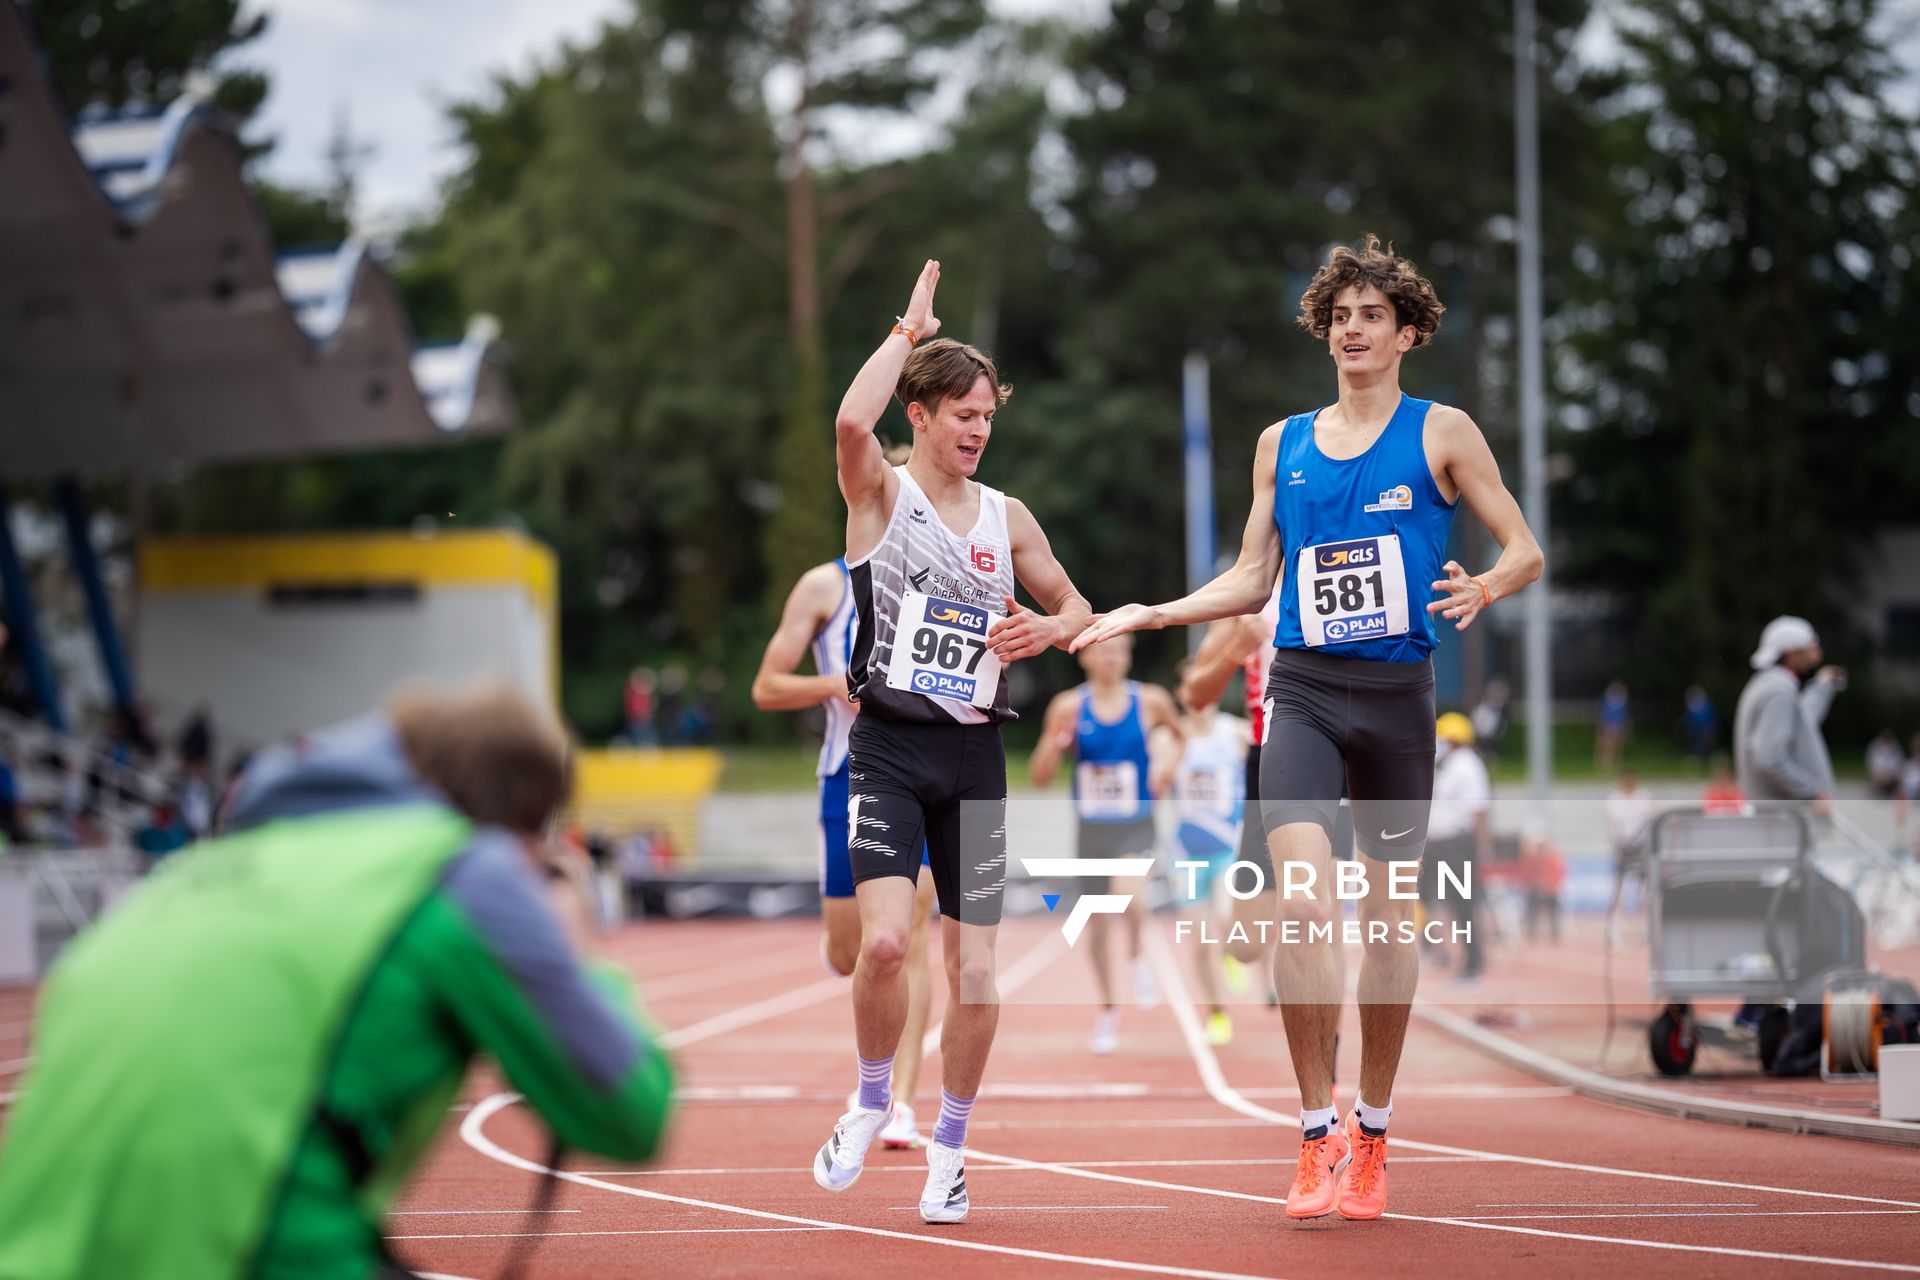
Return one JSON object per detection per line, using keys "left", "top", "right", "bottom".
{"left": 1240, "top": 741, "right": 1354, "bottom": 880}
{"left": 846, "top": 715, "right": 1007, "bottom": 925}
{"left": 1258, "top": 647, "right": 1435, "bottom": 862}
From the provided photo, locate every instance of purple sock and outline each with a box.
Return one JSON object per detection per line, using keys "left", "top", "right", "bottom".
{"left": 931, "top": 1089, "right": 975, "bottom": 1149}
{"left": 857, "top": 1054, "right": 893, "bottom": 1111}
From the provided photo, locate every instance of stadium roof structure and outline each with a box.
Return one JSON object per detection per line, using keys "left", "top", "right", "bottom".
{"left": 0, "top": 0, "right": 514, "bottom": 480}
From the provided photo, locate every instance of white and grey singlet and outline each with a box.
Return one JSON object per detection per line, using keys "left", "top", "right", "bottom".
{"left": 847, "top": 466, "right": 1018, "bottom": 725}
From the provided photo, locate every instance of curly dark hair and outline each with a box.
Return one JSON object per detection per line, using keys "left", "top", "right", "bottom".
{"left": 1296, "top": 234, "right": 1445, "bottom": 349}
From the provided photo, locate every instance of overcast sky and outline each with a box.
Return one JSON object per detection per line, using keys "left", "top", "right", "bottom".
{"left": 244, "top": 0, "right": 1920, "bottom": 232}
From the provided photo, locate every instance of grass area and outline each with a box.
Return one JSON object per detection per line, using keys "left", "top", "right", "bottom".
{"left": 720, "top": 723, "right": 1863, "bottom": 792}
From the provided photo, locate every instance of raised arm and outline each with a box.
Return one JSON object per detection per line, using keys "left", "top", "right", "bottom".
{"left": 750, "top": 562, "right": 850, "bottom": 713}
{"left": 1425, "top": 406, "right": 1544, "bottom": 632}
{"left": 837, "top": 260, "right": 941, "bottom": 516}
{"left": 1072, "top": 423, "right": 1285, "bottom": 651}
{"left": 988, "top": 496, "right": 1094, "bottom": 662}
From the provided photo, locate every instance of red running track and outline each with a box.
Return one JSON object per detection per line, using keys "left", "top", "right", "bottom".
{"left": 375, "top": 919, "right": 1920, "bottom": 1280}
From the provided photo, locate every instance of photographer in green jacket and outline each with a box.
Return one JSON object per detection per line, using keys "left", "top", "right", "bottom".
{"left": 0, "top": 684, "right": 675, "bottom": 1279}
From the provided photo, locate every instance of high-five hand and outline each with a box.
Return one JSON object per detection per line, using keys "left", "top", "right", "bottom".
{"left": 901, "top": 259, "right": 942, "bottom": 343}
{"left": 988, "top": 596, "right": 1058, "bottom": 663}
{"left": 1067, "top": 603, "right": 1161, "bottom": 653}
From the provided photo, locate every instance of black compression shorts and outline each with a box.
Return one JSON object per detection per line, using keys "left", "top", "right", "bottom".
{"left": 846, "top": 715, "right": 1007, "bottom": 925}
{"left": 1257, "top": 647, "right": 1435, "bottom": 863}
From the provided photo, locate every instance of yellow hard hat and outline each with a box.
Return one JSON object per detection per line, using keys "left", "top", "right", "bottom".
{"left": 1436, "top": 712, "right": 1475, "bottom": 746}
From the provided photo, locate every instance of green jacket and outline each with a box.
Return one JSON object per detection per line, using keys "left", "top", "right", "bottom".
{"left": 0, "top": 716, "right": 674, "bottom": 1279}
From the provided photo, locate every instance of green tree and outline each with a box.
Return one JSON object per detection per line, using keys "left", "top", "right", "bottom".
{"left": 24, "top": 0, "right": 267, "bottom": 118}
{"left": 1555, "top": 0, "right": 1920, "bottom": 713}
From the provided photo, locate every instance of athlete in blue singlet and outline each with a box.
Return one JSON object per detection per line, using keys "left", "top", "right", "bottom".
{"left": 1074, "top": 235, "right": 1542, "bottom": 1222}
{"left": 753, "top": 495, "right": 936, "bottom": 1148}
{"left": 1030, "top": 634, "right": 1181, "bottom": 1054}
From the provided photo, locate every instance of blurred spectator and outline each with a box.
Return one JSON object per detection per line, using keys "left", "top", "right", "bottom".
{"left": 1681, "top": 684, "right": 1718, "bottom": 762}
{"left": 1605, "top": 767, "right": 1653, "bottom": 926}
{"left": 0, "top": 685, "right": 675, "bottom": 1278}
{"left": 1733, "top": 615, "right": 1843, "bottom": 815}
{"left": 1700, "top": 754, "right": 1746, "bottom": 815}
{"left": 658, "top": 664, "right": 689, "bottom": 745}
{"left": 622, "top": 666, "right": 659, "bottom": 746}
{"left": 1898, "top": 732, "right": 1920, "bottom": 842}
{"left": 1867, "top": 728, "right": 1905, "bottom": 799}
{"left": 133, "top": 801, "right": 191, "bottom": 863}
{"left": 177, "top": 763, "right": 215, "bottom": 839}
{"left": 177, "top": 703, "right": 215, "bottom": 771}
{"left": 1595, "top": 680, "right": 1630, "bottom": 768}
{"left": 1425, "top": 713, "right": 1491, "bottom": 982}
{"left": 1470, "top": 676, "right": 1511, "bottom": 759}
{"left": 0, "top": 745, "right": 21, "bottom": 847}
{"left": 688, "top": 666, "right": 727, "bottom": 745}
{"left": 1518, "top": 826, "right": 1566, "bottom": 943}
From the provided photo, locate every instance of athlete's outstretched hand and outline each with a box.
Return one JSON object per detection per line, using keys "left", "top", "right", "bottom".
{"left": 989, "top": 596, "right": 1058, "bottom": 663}
{"left": 1067, "top": 604, "right": 1160, "bottom": 653}
{"left": 1427, "top": 560, "right": 1490, "bottom": 631}
{"left": 901, "top": 259, "right": 942, "bottom": 343}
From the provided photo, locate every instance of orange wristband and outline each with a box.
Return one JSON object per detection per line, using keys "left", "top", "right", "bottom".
{"left": 1471, "top": 575, "right": 1493, "bottom": 609}
{"left": 891, "top": 319, "right": 918, "bottom": 348}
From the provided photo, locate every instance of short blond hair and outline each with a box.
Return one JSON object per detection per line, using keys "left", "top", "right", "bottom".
{"left": 389, "top": 683, "right": 573, "bottom": 835}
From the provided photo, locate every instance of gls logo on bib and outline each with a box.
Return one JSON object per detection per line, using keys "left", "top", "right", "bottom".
{"left": 1316, "top": 540, "right": 1379, "bottom": 570}
{"left": 926, "top": 599, "right": 988, "bottom": 634}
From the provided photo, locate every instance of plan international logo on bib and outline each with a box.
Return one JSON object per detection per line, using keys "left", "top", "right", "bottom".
{"left": 1325, "top": 614, "right": 1390, "bottom": 643}
{"left": 912, "top": 671, "right": 978, "bottom": 700}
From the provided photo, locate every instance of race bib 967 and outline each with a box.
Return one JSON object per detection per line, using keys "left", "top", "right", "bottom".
{"left": 886, "top": 590, "right": 1004, "bottom": 708}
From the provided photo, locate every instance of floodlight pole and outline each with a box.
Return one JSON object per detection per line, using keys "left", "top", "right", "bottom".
{"left": 1515, "top": 0, "right": 1554, "bottom": 825}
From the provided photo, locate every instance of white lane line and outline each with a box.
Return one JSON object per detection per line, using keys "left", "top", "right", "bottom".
{"left": 660, "top": 976, "right": 850, "bottom": 1050}
{"left": 462, "top": 1094, "right": 1291, "bottom": 1280}
{"left": 885, "top": 1205, "right": 1171, "bottom": 1212}
{"left": 1140, "top": 928, "right": 1920, "bottom": 1272}
{"left": 1478, "top": 1202, "right": 1759, "bottom": 1208}
{"left": 1415, "top": 1217, "right": 1920, "bottom": 1270}
{"left": 1238, "top": 1085, "right": 1573, "bottom": 1100}
{"left": 389, "top": 1209, "right": 583, "bottom": 1216}
{"left": 1142, "top": 928, "right": 1920, "bottom": 1209}
{"left": 641, "top": 943, "right": 824, "bottom": 1001}
{"left": 1451, "top": 1220, "right": 1920, "bottom": 1228}
{"left": 391, "top": 1226, "right": 836, "bottom": 1240}
{"left": 577, "top": 1157, "right": 1475, "bottom": 1177}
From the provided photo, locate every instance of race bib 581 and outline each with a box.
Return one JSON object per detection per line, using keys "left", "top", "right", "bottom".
{"left": 1295, "top": 534, "right": 1410, "bottom": 648}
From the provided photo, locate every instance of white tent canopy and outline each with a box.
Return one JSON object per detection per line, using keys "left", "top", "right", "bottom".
{"left": 0, "top": 1, "right": 514, "bottom": 479}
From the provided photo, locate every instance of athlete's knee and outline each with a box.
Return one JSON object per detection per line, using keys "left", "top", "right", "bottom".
{"left": 824, "top": 933, "right": 860, "bottom": 976}
{"left": 861, "top": 925, "right": 911, "bottom": 974}
{"left": 952, "top": 953, "right": 998, "bottom": 1005}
